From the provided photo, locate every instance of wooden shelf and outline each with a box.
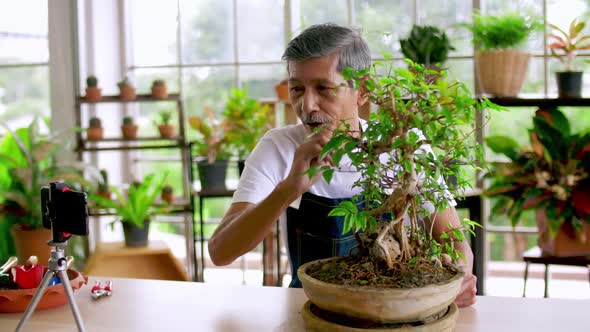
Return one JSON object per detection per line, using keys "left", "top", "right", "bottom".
{"left": 88, "top": 201, "right": 192, "bottom": 217}
{"left": 84, "top": 136, "right": 184, "bottom": 142}
{"left": 77, "top": 143, "right": 185, "bottom": 152}
{"left": 78, "top": 93, "right": 180, "bottom": 103}
{"left": 481, "top": 94, "right": 590, "bottom": 107}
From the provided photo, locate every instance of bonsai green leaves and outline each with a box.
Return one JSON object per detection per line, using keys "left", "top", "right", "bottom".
{"left": 316, "top": 59, "right": 495, "bottom": 271}
{"left": 400, "top": 25, "right": 455, "bottom": 67}
{"left": 485, "top": 108, "right": 590, "bottom": 235}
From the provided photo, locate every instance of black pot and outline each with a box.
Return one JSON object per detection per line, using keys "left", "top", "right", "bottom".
{"left": 123, "top": 220, "right": 150, "bottom": 247}
{"left": 556, "top": 71, "right": 583, "bottom": 98}
{"left": 197, "top": 160, "right": 228, "bottom": 192}
{"left": 238, "top": 160, "right": 246, "bottom": 177}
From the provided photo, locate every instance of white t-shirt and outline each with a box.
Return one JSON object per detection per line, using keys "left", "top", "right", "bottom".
{"left": 232, "top": 120, "right": 456, "bottom": 255}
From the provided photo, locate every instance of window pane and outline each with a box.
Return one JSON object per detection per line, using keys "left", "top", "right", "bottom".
{"left": 237, "top": 0, "right": 284, "bottom": 62}
{"left": 0, "top": 66, "right": 49, "bottom": 128}
{"left": 0, "top": 0, "right": 48, "bottom": 64}
{"left": 183, "top": 66, "right": 235, "bottom": 140}
{"left": 129, "top": 0, "right": 178, "bottom": 66}
{"left": 488, "top": 231, "right": 537, "bottom": 261}
{"left": 239, "top": 64, "right": 287, "bottom": 99}
{"left": 132, "top": 68, "right": 180, "bottom": 94}
{"left": 520, "top": 57, "right": 545, "bottom": 94}
{"left": 446, "top": 58, "right": 475, "bottom": 91}
{"left": 297, "top": 0, "right": 348, "bottom": 28}
{"left": 418, "top": 0, "right": 472, "bottom": 56}
{"left": 181, "top": 0, "right": 234, "bottom": 64}
{"left": 486, "top": 106, "right": 536, "bottom": 161}
{"left": 355, "top": 0, "right": 413, "bottom": 58}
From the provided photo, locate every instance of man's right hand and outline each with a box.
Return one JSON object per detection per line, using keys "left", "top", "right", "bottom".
{"left": 283, "top": 122, "right": 335, "bottom": 198}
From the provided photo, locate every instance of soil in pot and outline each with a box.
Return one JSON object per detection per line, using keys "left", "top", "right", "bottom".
{"left": 307, "top": 254, "right": 458, "bottom": 288}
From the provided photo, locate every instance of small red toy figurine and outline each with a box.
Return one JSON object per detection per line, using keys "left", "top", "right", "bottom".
{"left": 91, "top": 280, "right": 113, "bottom": 300}
{"left": 11, "top": 256, "right": 45, "bottom": 289}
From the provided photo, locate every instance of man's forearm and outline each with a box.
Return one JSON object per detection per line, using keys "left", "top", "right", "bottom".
{"left": 208, "top": 181, "right": 299, "bottom": 266}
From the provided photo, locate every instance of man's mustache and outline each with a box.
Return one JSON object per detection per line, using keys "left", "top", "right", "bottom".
{"left": 301, "top": 113, "right": 332, "bottom": 124}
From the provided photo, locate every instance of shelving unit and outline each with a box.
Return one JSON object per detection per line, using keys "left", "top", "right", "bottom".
{"left": 74, "top": 92, "right": 195, "bottom": 280}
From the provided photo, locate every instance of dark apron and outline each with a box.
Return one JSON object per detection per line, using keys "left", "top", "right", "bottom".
{"left": 286, "top": 192, "right": 361, "bottom": 288}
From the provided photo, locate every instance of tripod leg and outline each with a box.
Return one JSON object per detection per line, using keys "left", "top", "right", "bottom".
{"left": 58, "top": 269, "right": 86, "bottom": 332}
{"left": 16, "top": 271, "right": 56, "bottom": 332}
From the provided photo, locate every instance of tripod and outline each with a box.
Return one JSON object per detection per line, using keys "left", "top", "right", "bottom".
{"left": 16, "top": 240, "right": 86, "bottom": 332}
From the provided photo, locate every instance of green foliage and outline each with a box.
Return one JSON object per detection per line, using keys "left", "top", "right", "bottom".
{"left": 122, "top": 116, "right": 134, "bottom": 126}
{"left": 548, "top": 17, "right": 590, "bottom": 71}
{"left": 162, "top": 184, "right": 174, "bottom": 194}
{"left": 151, "top": 79, "right": 166, "bottom": 88}
{"left": 316, "top": 59, "right": 497, "bottom": 262}
{"left": 485, "top": 108, "right": 590, "bottom": 234}
{"left": 90, "top": 173, "right": 168, "bottom": 228}
{"left": 223, "top": 88, "right": 272, "bottom": 159}
{"left": 98, "top": 169, "right": 109, "bottom": 193}
{"left": 86, "top": 75, "right": 98, "bottom": 87}
{"left": 399, "top": 25, "right": 455, "bottom": 66}
{"left": 462, "top": 13, "right": 542, "bottom": 50}
{"left": 0, "top": 117, "right": 92, "bottom": 229}
{"left": 117, "top": 76, "right": 132, "bottom": 89}
{"left": 188, "top": 107, "right": 232, "bottom": 163}
{"left": 154, "top": 110, "right": 173, "bottom": 126}
{"left": 89, "top": 117, "right": 102, "bottom": 128}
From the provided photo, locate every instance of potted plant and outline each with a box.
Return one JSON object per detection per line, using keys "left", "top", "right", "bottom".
{"left": 121, "top": 116, "right": 138, "bottom": 139}
{"left": 297, "top": 59, "right": 493, "bottom": 329}
{"left": 485, "top": 107, "right": 590, "bottom": 257}
{"left": 154, "top": 110, "right": 175, "bottom": 139}
{"left": 274, "top": 79, "right": 289, "bottom": 101}
{"left": 188, "top": 107, "right": 232, "bottom": 192}
{"left": 96, "top": 169, "right": 111, "bottom": 200}
{"left": 117, "top": 76, "right": 136, "bottom": 101}
{"left": 547, "top": 17, "right": 590, "bottom": 98}
{"left": 222, "top": 88, "right": 272, "bottom": 175}
{"left": 161, "top": 184, "right": 174, "bottom": 204}
{"left": 151, "top": 79, "right": 168, "bottom": 99}
{"left": 462, "top": 13, "right": 542, "bottom": 97}
{"left": 85, "top": 75, "right": 101, "bottom": 102}
{"left": 91, "top": 174, "right": 167, "bottom": 247}
{"left": 400, "top": 24, "right": 455, "bottom": 69}
{"left": 0, "top": 117, "right": 91, "bottom": 263}
{"left": 87, "top": 117, "right": 104, "bottom": 141}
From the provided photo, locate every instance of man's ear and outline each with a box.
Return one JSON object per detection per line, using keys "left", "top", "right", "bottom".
{"left": 356, "top": 76, "right": 370, "bottom": 107}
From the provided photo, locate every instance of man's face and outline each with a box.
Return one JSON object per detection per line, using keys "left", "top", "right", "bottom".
{"left": 288, "top": 54, "right": 362, "bottom": 133}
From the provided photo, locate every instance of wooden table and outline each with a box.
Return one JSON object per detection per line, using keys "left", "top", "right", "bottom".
{"left": 1, "top": 277, "right": 589, "bottom": 331}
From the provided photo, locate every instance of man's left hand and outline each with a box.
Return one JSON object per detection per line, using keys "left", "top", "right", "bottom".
{"left": 455, "top": 272, "right": 477, "bottom": 307}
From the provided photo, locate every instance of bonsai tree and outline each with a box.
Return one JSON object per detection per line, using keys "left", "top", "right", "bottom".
{"left": 121, "top": 116, "right": 138, "bottom": 139}
{"left": 154, "top": 110, "right": 175, "bottom": 138}
{"left": 151, "top": 79, "right": 168, "bottom": 99}
{"left": 223, "top": 88, "right": 272, "bottom": 161}
{"left": 87, "top": 116, "right": 104, "bottom": 141}
{"left": 399, "top": 25, "right": 455, "bottom": 68}
{"left": 547, "top": 17, "right": 590, "bottom": 97}
{"left": 161, "top": 184, "right": 174, "bottom": 204}
{"left": 297, "top": 59, "right": 498, "bottom": 326}
{"left": 485, "top": 108, "right": 590, "bottom": 256}
{"left": 461, "top": 13, "right": 542, "bottom": 96}
{"left": 91, "top": 173, "right": 168, "bottom": 247}
{"left": 117, "top": 76, "right": 136, "bottom": 101}
{"left": 85, "top": 75, "right": 101, "bottom": 102}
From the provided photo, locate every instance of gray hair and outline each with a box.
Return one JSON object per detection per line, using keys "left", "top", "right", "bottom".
{"left": 282, "top": 23, "right": 371, "bottom": 75}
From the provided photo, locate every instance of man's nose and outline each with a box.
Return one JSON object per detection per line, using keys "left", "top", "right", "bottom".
{"left": 301, "top": 89, "right": 319, "bottom": 114}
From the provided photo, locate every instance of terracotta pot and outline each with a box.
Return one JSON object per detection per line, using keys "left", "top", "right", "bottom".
{"left": 87, "top": 127, "right": 104, "bottom": 141}
{"left": 475, "top": 49, "right": 531, "bottom": 97}
{"left": 536, "top": 209, "right": 590, "bottom": 257}
{"left": 10, "top": 226, "right": 52, "bottom": 265}
{"left": 161, "top": 192, "right": 174, "bottom": 204}
{"left": 0, "top": 269, "right": 87, "bottom": 313}
{"left": 275, "top": 83, "right": 289, "bottom": 101}
{"left": 121, "top": 125, "right": 138, "bottom": 139}
{"left": 97, "top": 191, "right": 112, "bottom": 200}
{"left": 298, "top": 257, "right": 464, "bottom": 324}
{"left": 85, "top": 87, "right": 102, "bottom": 102}
{"left": 158, "top": 125, "right": 176, "bottom": 138}
{"left": 151, "top": 86, "right": 168, "bottom": 99}
{"left": 119, "top": 86, "right": 137, "bottom": 101}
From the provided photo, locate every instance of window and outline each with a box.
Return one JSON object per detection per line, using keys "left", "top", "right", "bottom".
{"left": 0, "top": 0, "right": 49, "bottom": 129}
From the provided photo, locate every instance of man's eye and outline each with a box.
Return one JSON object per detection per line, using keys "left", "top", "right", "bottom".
{"left": 290, "top": 86, "right": 304, "bottom": 92}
